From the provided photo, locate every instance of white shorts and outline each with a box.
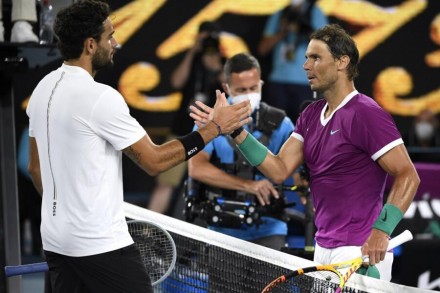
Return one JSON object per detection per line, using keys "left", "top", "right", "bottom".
{"left": 314, "top": 242, "right": 394, "bottom": 281}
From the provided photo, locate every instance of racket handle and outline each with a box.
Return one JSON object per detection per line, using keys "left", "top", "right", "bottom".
{"left": 4, "top": 262, "right": 49, "bottom": 277}
{"left": 362, "top": 230, "right": 413, "bottom": 264}
{"left": 388, "top": 229, "right": 413, "bottom": 250}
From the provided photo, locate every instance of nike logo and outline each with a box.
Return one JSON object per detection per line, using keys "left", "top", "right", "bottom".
{"left": 381, "top": 209, "right": 387, "bottom": 221}
{"left": 330, "top": 129, "right": 340, "bottom": 135}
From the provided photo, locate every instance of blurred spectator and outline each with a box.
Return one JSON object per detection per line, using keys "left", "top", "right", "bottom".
{"left": 404, "top": 109, "right": 440, "bottom": 162}
{"left": 258, "top": 0, "right": 327, "bottom": 122}
{"left": 147, "top": 21, "right": 225, "bottom": 214}
{"left": 0, "top": 0, "right": 39, "bottom": 42}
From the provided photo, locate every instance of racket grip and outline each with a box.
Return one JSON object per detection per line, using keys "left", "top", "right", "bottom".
{"left": 388, "top": 229, "right": 413, "bottom": 250}
{"left": 4, "top": 262, "right": 49, "bottom": 277}
{"left": 362, "top": 230, "right": 413, "bottom": 263}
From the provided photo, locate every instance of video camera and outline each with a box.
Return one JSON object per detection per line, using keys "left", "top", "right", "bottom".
{"left": 282, "top": 7, "right": 301, "bottom": 24}
{"left": 201, "top": 34, "right": 220, "bottom": 54}
{"left": 281, "top": 5, "right": 313, "bottom": 35}
{"left": 183, "top": 178, "right": 297, "bottom": 228}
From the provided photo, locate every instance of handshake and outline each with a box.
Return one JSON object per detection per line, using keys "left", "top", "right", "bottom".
{"left": 190, "top": 89, "right": 251, "bottom": 137}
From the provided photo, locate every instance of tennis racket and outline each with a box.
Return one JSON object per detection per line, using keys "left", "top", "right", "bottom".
{"left": 262, "top": 229, "right": 413, "bottom": 293}
{"left": 4, "top": 220, "right": 177, "bottom": 286}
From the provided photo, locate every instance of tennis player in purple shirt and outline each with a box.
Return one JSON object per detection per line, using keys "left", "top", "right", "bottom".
{"left": 190, "top": 24, "right": 419, "bottom": 281}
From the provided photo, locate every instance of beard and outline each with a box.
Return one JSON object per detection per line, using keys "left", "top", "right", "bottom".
{"left": 92, "top": 47, "right": 114, "bottom": 72}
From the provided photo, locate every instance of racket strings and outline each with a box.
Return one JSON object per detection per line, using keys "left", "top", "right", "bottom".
{"left": 308, "top": 270, "right": 341, "bottom": 284}
{"left": 265, "top": 272, "right": 340, "bottom": 292}
{"left": 128, "top": 221, "right": 176, "bottom": 285}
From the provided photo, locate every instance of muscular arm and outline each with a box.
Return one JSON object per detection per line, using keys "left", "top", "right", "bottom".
{"left": 123, "top": 123, "right": 219, "bottom": 177}
{"left": 363, "top": 144, "right": 420, "bottom": 265}
{"left": 234, "top": 131, "right": 304, "bottom": 184}
{"left": 123, "top": 94, "right": 252, "bottom": 176}
{"left": 28, "top": 137, "right": 43, "bottom": 196}
{"left": 378, "top": 144, "right": 419, "bottom": 212}
{"left": 123, "top": 135, "right": 184, "bottom": 177}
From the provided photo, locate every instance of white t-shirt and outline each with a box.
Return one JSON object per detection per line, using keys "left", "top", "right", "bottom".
{"left": 27, "top": 64, "right": 146, "bottom": 257}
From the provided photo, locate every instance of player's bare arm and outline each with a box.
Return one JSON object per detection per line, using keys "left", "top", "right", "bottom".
{"left": 378, "top": 144, "right": 420, "bottom": 211}
{"left": 123, "top": 145, "right": 142, "bottom": 165}
{"left": 362, "top": 144, "right": 420, "bottom": 265}
{"left": 233, "top": 130, "right": 304, "bottom": 184}
{"left": 124, "top": 91, "right": 251, "bottom": 176}
{"left": 190, "top": 96, "right": 303, "bottom": 184}
{"left": 123, "top": 127, "right": 220, "bottom": 176}
{"left": 123, "top": 135, "right": 186, "bottom": 176}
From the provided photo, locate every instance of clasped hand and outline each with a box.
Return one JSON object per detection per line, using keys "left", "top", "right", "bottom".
{"left": 361, "top": 229, "right": 390, "bottom": 266}
{"left": 190, "top": 90, "right": 252, "bottom": 134}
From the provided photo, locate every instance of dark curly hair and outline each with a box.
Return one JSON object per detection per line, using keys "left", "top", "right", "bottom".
{"left": 310, "top": 24, "right": 359, "bottom": 81}
{"left": 54, "top": 0, "right": 110, "bottom": 61}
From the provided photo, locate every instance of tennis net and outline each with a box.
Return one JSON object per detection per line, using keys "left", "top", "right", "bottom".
{"left": 124, "top": 202, "right": 430, "bottom": 293}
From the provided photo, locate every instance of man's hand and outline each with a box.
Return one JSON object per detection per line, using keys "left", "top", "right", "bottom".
{"left": 189, "top": 101, "right": 211, "bottom": 127}
{"left": 361, "top": 229, "right": 390, "bottom": 266}
{"left": 244, "top": 179, "right": 279, "bottom": 206}
{"left": 189, "top": 90, "right": 219, "bottom": 126}
{"left": 190, "top": 90, "right": 251, "bottom": 134}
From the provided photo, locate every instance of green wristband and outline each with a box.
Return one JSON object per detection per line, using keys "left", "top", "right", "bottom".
{"left": 237, "top": 134, "right": 268, "bottom": 167}
{"left": 372, "top": 204, "right": 403, "bottom": 235}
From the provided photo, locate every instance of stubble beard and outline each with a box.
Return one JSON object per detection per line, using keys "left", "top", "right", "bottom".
{"left": 92, "top": 48, "right": 114, "bottom": 73}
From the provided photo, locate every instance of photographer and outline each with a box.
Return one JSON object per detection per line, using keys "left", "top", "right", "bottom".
{"left": 148, "top": 21, "right": 225, "bottom": 214}
{"left": 188, "top": 53, "right": 296, "bottom": 254}
{"left": 258, "top": 0, "right": 328, "bottom": 123}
